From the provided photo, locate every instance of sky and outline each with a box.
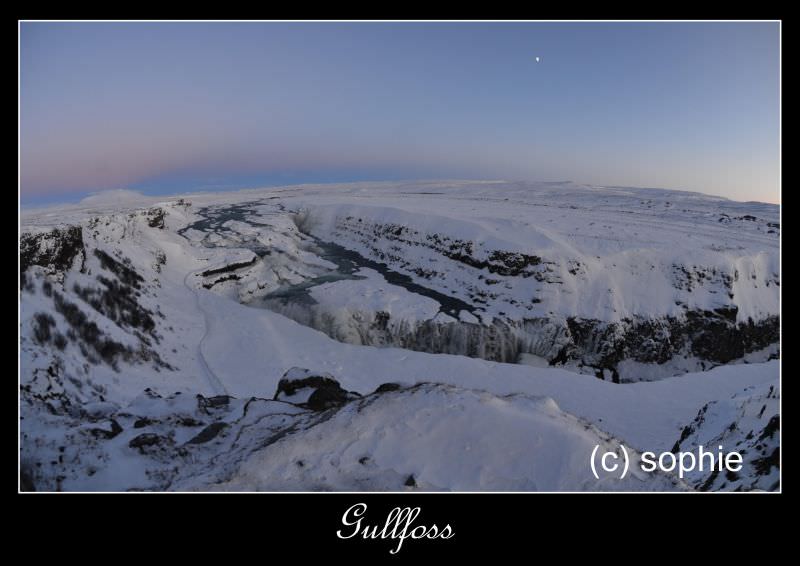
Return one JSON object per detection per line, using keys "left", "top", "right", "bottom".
{"left": 20, "top": 21, "right": 780, "bottom": 204}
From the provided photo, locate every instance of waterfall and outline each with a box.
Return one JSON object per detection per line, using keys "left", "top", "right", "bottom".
{"left": 261, "top": 298, "right": 570, "bottom": 364}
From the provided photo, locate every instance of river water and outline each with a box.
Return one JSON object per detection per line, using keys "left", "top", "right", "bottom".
{"left": 181, "top": 202, "right": 476, "bottom": 318}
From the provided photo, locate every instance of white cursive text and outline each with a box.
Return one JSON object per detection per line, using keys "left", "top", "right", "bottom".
{"left": 337, "top": 503, "right": 454, "bottom": 554}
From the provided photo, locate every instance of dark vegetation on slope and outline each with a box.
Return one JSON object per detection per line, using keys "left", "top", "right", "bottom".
{"left": 51, "top": 290, "right": 139, "bottom": 370}
{"left": 22, "top": 227, "right": 172, "bottom": 372}
{"left": 73, "top": 276, "right": 157, "bottom": 336}
{"left": 32, "top": 312, "right": 67, "bottom": 351}
{"left": 93, "top": 249, "right": 145, "bottom": 289}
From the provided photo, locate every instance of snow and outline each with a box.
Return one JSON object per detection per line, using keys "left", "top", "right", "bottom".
{"left": 294, "top": 184, "right": 778, "bottom": 323}
{"left": 195, "top": 288, "right": 778, "bottom": 454}
{"left": 216, "top": 384, "right": 682, "bottom": 492}
{"left": 19, "top": 180, "right": 780, "bottom": 491}
{"left": 22, "top": 181, "right": 778, "bottom": 329}
{"left": 309, "top": 268, "right": 441, "bottom": 323}
{"left": 669, "top": 380, "right": 780, "bottom": 491}
{"left": 518, "top": 353, "right": 550, "bottom": 368}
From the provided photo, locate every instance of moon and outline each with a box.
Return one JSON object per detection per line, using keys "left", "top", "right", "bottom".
{"left": 535, "top": 56, "right": 540, "bottom": 63}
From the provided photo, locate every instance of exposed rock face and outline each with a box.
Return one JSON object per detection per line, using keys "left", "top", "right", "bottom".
{"left": 20, "top": 226, "right": 85, "bottom": 283}
{"left": 129, "top": 433, "right": 170, "bottom": 451}
{"left": 203, "top": 274, "right": 242, "bottom": 289}
{"left": 197, "top": 394, "right": 232, "bottom": 411}
{"left": 560, "top": 312, "right": 779, "bottom": 373}
{"left": 201, "top": 256, "right": 258, "bottom": 277}
{"left": 200, "top": 253, "right": 259, "bottom": 289}
{"left": 374, "top": 383, "right": 403, "bottom": 393}
{"left": 186, "top": 422, "right": 228, "bottom": 444}
{"left": 90, "top": 419, "right": 123, "bottom": 439}
{"left": 331, "top": 216, "right": 552, "bottom": 281}
{"left": 265, "top": 300, "right": 779, "bottom": 381}
{"left": 274, "top": 367, "right": 360, "bottom": 411}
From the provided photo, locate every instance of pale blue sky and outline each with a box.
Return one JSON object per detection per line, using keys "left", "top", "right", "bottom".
{"left": 20, "top": 21, "right": 780, "bottom": 204}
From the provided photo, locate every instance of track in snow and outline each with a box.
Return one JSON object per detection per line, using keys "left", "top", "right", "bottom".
{"left": 183, "top": 268, "right": 229, "bottom": 396}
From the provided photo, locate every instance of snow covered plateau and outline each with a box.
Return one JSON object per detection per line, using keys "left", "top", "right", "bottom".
{"left": 19, "top": 181, "right": 780, "bottom": 492}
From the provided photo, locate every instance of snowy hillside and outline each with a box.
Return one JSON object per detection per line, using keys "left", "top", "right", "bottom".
{"left": 19, "top": 181, "right": 780, "bottom": 491}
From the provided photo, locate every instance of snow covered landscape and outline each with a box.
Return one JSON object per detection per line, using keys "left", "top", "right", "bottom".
{"left": 18, "top": 180, "right": 780, "bottom": 492}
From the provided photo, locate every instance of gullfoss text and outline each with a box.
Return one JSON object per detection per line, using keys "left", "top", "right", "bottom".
{"left": 337, "top": 503, "right": 454, "bottom": 554}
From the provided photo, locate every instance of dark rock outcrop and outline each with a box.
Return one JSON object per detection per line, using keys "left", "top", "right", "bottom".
{"left": 274, "top": 368, "right": 360, "bottom": 411}
{"left": 134, "top": 417, "right": 155, "bottom": 429}
{"left": 20, "top": 226, "right": 85, "bottom": 283}
{"left": 89, "top": 419, "right": 123, "bottom": 439}
{"left": 201, "top": 256, "right": 258, "bottom": 277}
{"left": 270, "top": 302, "right": 778, "bottom": 380}
{"left": 306, "top": 386, "right": 350, "bottom": 411}
{"left": 186, "top": 422, "right": 228, "bottom": 444}
{"left": 197, "top": 395, "right": 232, "bottom": 411}
{"left": 129, "top": 433, "right": 168, "bottom": 451}
{"left": 374, "top": 383, "right": 402, "bottom": 394}
{"left": 561, "top": 312, "right": 780, "bottom": 371}
{"left": 146, "top": 207, "right": 166, "bottom": 229}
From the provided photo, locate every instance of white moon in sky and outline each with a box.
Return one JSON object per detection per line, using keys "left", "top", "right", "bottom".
{"left": 535, "top": 56, "right": 540, "bottom": 62}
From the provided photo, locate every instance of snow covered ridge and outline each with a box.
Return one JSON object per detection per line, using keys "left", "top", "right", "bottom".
{"left": 19, "top": 364, "right": 778, "bottom": 491}
{"left": 21, "top": 368, "right": 686, "bottom": 491}
{"left": 19, "top": 181, "right": 780, "bottom": 491}
{"left": 216, "top": 380, "right": 685, "bottom": 492}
